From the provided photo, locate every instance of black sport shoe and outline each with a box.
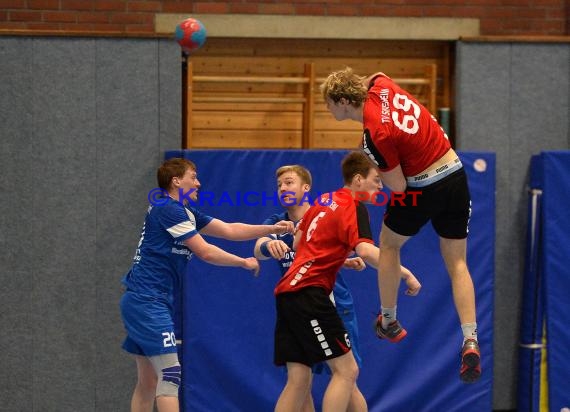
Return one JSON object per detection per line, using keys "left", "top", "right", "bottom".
{"left": 374, "top": 315, "right": 407, "bottom": 342}
{"left": 460, "top": 339, "right": 481, "bottom": 383}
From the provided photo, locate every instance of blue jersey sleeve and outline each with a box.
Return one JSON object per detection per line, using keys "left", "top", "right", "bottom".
{"left": 156, "top": 202, "right": 198, "bottom": 242}
{"left": 186, "top": 205, "right": 214, "bottom": 231}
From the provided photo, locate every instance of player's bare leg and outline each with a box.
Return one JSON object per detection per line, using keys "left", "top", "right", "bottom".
{"left": 347, "top": 384, "right": 368, "bottom": 412}
{"left": 275, "top": 362, "right": 312, "bottom": 412}
{"left": 322, "top": 352, "right": 359, "bottom": 412}
{"left": 439, "top": 237, "right": 476, "bottom": 326}
{"left": 377, "top": 224, "right": 410, "bottom": 338}
{"left": 131, "top": 355, "right": 157, "bottom": 412}
{"left": 156, "top": 395, "right": 179, "bottom": 412}
{"left": 440, "top": 236, "right": 481, "bottom": 383}
{"left": 300, "top": 380, "right": 316, "bottom": 412}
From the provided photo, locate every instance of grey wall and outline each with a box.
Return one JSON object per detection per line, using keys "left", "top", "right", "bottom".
{"left": 456, "top": 41, "right": 570, "bottom": 410}
{"left": 0, "top": 37, "right": 180, "bottom": 411}
{"left": 1, "top": 37, "right": 569, "bottom": 411}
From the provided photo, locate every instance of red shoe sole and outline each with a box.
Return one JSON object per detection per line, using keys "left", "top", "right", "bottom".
{"left": 460, "top": 350, "right": 481, "bottom": 383}
{"left": 387, "top": 329, "right": 407, "bottom": 343}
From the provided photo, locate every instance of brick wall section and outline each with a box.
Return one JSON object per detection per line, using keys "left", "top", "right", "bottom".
{"left": 0, "top": 0, "right": 567, "bottom": 36}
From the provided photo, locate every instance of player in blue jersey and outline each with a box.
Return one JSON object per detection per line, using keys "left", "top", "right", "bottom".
{"left": 120, "top": 158, "right": 293, "bottom": 412}
{"left": 254, "top": 162, "right": 421, "bottom": 412}
{"left": 254, "top": 164, "right": 368, "bottom": 411}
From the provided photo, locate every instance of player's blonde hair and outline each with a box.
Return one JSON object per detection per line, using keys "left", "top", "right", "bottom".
{"left": 275, "top": 165, "right": 312, "bottom": 186}
{"left": 320, "top": 67, "right": 368, "bottom": 107}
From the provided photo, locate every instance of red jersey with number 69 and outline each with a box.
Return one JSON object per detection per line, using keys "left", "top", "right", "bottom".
{"left": 361, "top": 73, "right": 450, "bottom": 176}
{"left": 274, "top": 188, "right": 374, "bottom": 296}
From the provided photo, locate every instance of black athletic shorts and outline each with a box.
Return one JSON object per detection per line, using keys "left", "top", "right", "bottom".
{"left": 384, "top": 168, "right": 471, "bottom": 239}
{"left": 274, "top": 287, "right": 352, "bottom": 367}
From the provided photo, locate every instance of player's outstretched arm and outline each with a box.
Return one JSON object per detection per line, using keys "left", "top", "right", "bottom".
{"left": 354, "top": 241, "right": 380, "bottom": 268}
{"left": 200, "top": 218, "right": 294, "bottom": 241}
{"left": 183, "top": 233, "right": 260, "bottom": 276}
{"left": 354, "top": 242, "right": 421, "bottom": 295}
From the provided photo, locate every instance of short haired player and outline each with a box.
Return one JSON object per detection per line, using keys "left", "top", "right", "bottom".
{"left": 320, "top": 67, "right": 481, "bottom": 383}
{"left": 255, "top": 164, "right": 372, "bottom": 412}
{"left": 120, "top": 158, "right": 293, "bottom": 412}
{"left": 272, "top": 152, "right": 421, "bottom": 412}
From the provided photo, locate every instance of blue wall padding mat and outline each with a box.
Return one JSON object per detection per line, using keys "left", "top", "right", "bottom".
{"left": 519, "top": 152, "right": 570, "bottom": 412}
{"left": 517, "top": 154, "right": 546, "bottom": 412}
{"left": 164, "top": 149, "right": 495, "bottom": 412}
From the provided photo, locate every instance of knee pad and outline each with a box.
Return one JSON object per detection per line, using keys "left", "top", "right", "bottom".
{"left": 149, "top": 353, "right": 181, "bottom": 397}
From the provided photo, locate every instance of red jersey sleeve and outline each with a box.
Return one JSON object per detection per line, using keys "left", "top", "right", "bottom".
{"left": 297, "top": 214, "right": 307, "bottom": 233}
{"left": 338, "top": 199, "right": 374, "bottom": 250}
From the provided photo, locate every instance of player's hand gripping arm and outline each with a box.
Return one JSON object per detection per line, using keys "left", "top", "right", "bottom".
{"left": 254, "top": 237, "right": 290, "bottom": 260}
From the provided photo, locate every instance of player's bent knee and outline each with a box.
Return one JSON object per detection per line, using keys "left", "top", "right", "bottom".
{"left": 156, "top": 364, "right": 181, "bottom": 397}
{"left": 328, "top": 355, "right": 359, "bottom": 383}
{"left": 339, "top": 361, "right": 359, "bottom": 383}
{"left": 149, "top": 353, "right": 181, "bottom": 397}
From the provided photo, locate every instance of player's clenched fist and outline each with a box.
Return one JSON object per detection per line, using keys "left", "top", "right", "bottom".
{"left": 273, "top": 220, "right": 295, "bottom": 234}
{"left": 401, "top": 266, "right": 422, "bottom": 296}
{"left": 265, "top": 239, "right": 290, "bottom": 260}
{"left": 343, "top": 257, "right": 366, "bottom": 271}
{"left": 242, "top": 257, "right": 260, "bottom": 276}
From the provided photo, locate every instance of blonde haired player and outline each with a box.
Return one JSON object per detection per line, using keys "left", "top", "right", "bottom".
{"left": 264, "top": 154, "right": 421, "bottom": 411}
{"left": 320, "top": 67, "right": 481, "bottom": 383}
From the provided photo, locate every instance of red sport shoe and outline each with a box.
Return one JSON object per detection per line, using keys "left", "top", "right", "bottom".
{"left": 374, "top": 315, "right": 407, "bottom": 343}
{"left": 460, "top": 339, "right": 481, "bottom": 383}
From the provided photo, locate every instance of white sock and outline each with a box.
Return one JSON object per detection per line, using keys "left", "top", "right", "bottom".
{"left": 381, "top": 306, "right": 396, "bottom": 329}
{"left": 461, "top": 322, "right": 478, "bottom": 341}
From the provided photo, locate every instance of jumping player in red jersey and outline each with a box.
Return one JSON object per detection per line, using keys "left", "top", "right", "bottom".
{"left": 273, "top": 152, "right": 421, "bottom": 412}
{"left": 320, "top": 67, "right": 481, "bottom": 384}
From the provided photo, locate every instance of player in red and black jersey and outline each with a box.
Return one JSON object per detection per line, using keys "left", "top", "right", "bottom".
{"left": 273, "top": 152, "right": 421, "bottom": 412}
{"left": 320, "top": 67, "right": 481, "bottom": 384}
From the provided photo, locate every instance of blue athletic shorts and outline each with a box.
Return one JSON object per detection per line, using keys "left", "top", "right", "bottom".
{"left": 120, "top": 291, "right": 178, "bottom": 357}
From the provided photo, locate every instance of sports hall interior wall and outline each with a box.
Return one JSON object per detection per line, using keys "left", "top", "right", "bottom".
{"left": 0, "top": 1, "right": 567, "bottom": 36}
{"left": 182, "top": 37, "right": 450, "bottom": 149}
{"left": 0, "top": 35, "right": 569, "bottom": 411}
{"left": 456, "top": 40, "right": 570, "bottom": 411}
{"left": 0, "top": 36, "right": 181, "bottom": 411}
